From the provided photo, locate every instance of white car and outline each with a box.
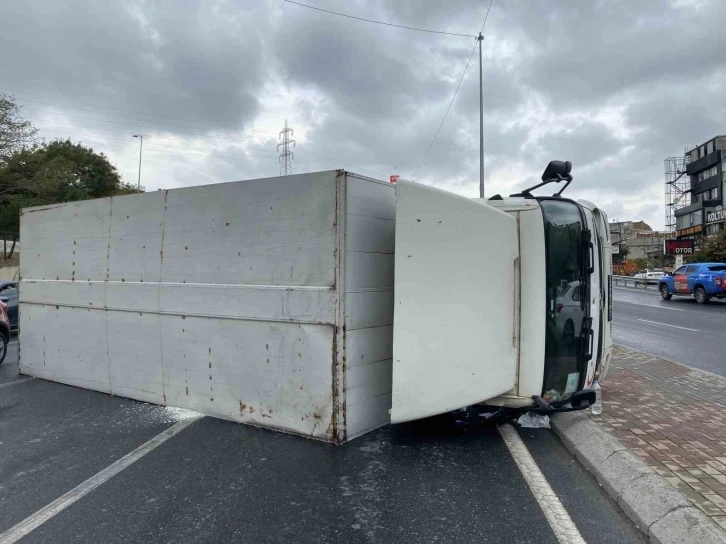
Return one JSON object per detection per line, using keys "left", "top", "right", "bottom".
{"left": 633, "top": 269, "right": 665, "bottom": 280}
{"left": 554, "top": 281, "right": 583, "bottom": 345}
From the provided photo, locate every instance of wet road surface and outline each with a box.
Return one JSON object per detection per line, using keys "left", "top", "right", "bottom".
{"left": 0, "top": 341, "right": 643, "bottom": 543}
{"left": 612, "top": 285, "right": 725, "bottom": 376}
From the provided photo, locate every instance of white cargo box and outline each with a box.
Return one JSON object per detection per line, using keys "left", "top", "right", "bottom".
{"left": 19, "top": 171, "right": 396, "bottom": 443}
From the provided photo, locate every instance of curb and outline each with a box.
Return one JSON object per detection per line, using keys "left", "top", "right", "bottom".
{"left": 551, "top": 411, "right": 726, "bottom": 543}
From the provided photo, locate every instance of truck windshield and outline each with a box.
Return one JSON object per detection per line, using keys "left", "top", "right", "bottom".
{"left": 539, "top": 199, "right": 588, "bottom": 403}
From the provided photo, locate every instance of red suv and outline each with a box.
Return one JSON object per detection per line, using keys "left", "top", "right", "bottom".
{"left": 0, "top": 299, "right": 10, "bottom": 364}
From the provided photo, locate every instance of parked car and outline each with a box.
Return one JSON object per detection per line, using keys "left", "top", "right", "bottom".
{"left": 0, "top": 297, "right": 10, "bottom": 364}
{"left": 633, "top": 269, "right": 666, "bottom": 280}
{"left": 658, "top": 263, "right": 726, "bottom": 304}
{"left": 554, "top": 281, "right": 583, "bottom": 345}
{"left": 0, "top": 281, "right": 18, "bottom": 330}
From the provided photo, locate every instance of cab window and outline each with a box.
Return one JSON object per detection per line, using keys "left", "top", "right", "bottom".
{"left": 684, "top": 265, "right": 697, "bottom": 274}
{"left": 673, "top": 266, "right": 686, "bottom": 275}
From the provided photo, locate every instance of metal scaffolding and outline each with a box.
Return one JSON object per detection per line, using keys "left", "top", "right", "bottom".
{"left": 664, "top": 153, "right": 690, "bottom": 232}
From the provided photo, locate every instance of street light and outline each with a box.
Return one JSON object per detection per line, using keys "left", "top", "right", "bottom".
{"left": 133, "top": 135, "right": 143, "bottom": 190}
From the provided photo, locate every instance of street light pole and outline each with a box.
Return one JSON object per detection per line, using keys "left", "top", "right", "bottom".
{"left": 478, "top": 32, "right": 484, "bottom": 199}
{"left": 133, "top": 134, "right": 143, "bottom": 190}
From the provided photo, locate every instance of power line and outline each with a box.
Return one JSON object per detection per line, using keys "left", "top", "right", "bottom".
{"left": 22, "top": 109, "right": 278, "bottom": 142}
{"left": 410, "top": 41, "right": 477, "bottom": 179}
{"left": 283, "top": 0, "right": 476, "bottom": 38}
{"left": 27, "top": 117, "right": 280, "bottom": 156}
{"left": 17, "top": 101, "right": 279, "bottom": 137}
{"left": 480, "top": 0, "right": 494, "bottom": 33}
{"left": 1, "top": 87, "right": 286, "bottom": 134}
{"left": 34, "top": 128, "right": 281, "bottom": 163}
{"left": 410, "top": 0, "right": 495, "bottom": 180}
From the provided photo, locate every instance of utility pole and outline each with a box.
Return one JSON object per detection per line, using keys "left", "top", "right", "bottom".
{"left": 133, "top": 134, "right": 143, "bottom": 190}
{"left": 277, "top": 120, "right": 295, "bottom": 176}
{"left": 478, "top": 32, "right": 484, "bottom": 199}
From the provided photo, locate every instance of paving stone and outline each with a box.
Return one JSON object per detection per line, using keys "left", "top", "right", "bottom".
{"left": 577, "top": 345, "right": 726, "bottom": 538}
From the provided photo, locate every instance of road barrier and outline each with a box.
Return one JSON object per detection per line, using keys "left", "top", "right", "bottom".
{"left": 612, "top": 275, "right": 661, "bottom": 291}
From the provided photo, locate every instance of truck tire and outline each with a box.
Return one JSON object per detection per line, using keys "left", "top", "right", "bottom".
{"left": 695, "top": 286, "right": 708, "bottom": 304}
{"left": 660, "top": 284, "right": 672, "bottom": 300}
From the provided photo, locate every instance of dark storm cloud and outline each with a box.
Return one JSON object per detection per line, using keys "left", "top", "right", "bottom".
{"left": 2, "top": 0, "right": 267, "bottom": 129}
{"left": 2, "top": 0, "right": 724, "bottom": 228}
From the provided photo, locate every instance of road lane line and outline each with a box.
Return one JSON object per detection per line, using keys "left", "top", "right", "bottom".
{"left": 0, "top": 377, "right": 35, "bottom": 389}
{"left": 615, "top": 300, "right": 685, "bottom": 312}
{"left": 636, "top": 319, "right": 699, "bottom": 332}
{"left": 499, "top": 424, "right": 585, "bottom": 544}
{"left": 0, "top": 415, "right": 202, "bottom": 544}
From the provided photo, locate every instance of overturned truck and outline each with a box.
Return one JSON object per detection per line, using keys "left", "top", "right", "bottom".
{"left": 19, "top": 165, "right": 612, "bottom": 443}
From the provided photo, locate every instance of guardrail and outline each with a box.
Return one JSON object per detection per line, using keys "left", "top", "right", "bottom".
{"left": 612, "top": 275, "right": 661, "bottom": 291}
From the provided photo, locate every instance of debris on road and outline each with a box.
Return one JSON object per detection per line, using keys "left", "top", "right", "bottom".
{"left": 517, "top": 412, "right": 551, "bottom": 429}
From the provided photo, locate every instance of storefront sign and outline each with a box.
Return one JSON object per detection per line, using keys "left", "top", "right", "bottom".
{"left": 664, "top": 239, "right": 694, "bottom": 255}
{"left": 675, "top": 224, "right": 703, "bottom": 238}
{"left": 706, "top": 206, "right": 725, "bottom": 224}
{"left": 634, "top": 231, "right": 669, "bottom": 238}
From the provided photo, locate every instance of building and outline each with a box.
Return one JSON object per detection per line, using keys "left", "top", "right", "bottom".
{"left": 610, "top": 220, "right": 669, "bottom": 260}
{"left": 610, "top": 220, "right": 652, "bottom": 247}
{"left": 672, "top": 135, "right": 726, "bottom": 246}
{"left": 623, "top": 231, "right": 669, "bottom": 260}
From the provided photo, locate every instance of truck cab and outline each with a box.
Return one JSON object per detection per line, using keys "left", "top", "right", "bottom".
{"left": 390, "top": 162, "right": 613, "bottom": 423}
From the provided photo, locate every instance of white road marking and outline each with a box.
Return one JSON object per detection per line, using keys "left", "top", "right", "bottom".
{"left": 0, "top": 377, "right": 35, "bottom": 389}
{"left": 615, "top": 300, "right": 685, "bottom": 312}
{"left": 0, "top": 415, "right": 202, "bottom": 544}
{"left": 636, "top": 318, "right": 699, "bottom": 332}
{"left": 499, "top": 424, "right": 585, "bottom": 544}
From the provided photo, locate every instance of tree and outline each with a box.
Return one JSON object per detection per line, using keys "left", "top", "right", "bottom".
{"left": 692, "top": 229, "right": 726, "bottom": 263}
{"left": 0, "top": 139, "right": 141, "bottom": 234}
{"left": 613, "top": 244, "right": 629, "bottom": 264}
{"left": 0, "top": 94, "right": 38, "bottom": 166}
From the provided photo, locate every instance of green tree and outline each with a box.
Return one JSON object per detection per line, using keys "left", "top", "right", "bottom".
{"left": 0, "top": 94, "right": 38, "bottom": 166}
{"left": 613, "top": 244, "right": 629, "bottom": 264}
{"left": 0, "top": 139, "right": 141, "bottom": 233}
{"left": 692, "top": 230, "right": 726, "bottom": 262}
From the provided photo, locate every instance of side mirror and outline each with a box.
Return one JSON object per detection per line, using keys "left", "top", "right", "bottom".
{"left": 570, "top": 389, "right": 596, "bottom": 408}
{"left": 541, "top": 160, "right": 572, "bottom": 183}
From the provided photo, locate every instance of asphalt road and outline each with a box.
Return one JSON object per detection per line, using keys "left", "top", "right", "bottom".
{"left": 612, "top": 285, "right": 725, "bottom": 375}
{"left": 0, "top": 346, "right": 643, "bottom": 543}
{"left": 0, "top": 336, "right": 20, "bottom": 385}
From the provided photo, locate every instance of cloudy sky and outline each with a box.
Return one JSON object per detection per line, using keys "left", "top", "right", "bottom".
{"left": 3, "top": 0, "right": 725, "bottom": 229}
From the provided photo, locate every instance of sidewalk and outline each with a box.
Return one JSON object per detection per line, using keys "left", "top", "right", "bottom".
{"left": 595, "top": 345, "right": 726, "bottom": 529}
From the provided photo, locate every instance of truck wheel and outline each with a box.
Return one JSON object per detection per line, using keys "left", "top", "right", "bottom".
{"left": 660, "top": 284, "right": 671, "bottom": 300}
{"left": 695, "top": 286, "right": 708, "bottom": 304}
{"left": 0, "top": 334, "right": 7, "bottom": 365}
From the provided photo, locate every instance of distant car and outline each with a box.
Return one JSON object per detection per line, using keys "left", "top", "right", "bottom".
{"left": 658, "top": 263, "right": 726, "bottom": 304}
{"left": 0, "top": 281, "right": 18, "bottom": 330}
{"left": 0, "top": 297, "right": 10, "bottom": 364}
{"left": 555, "top": 281, "right": 583, "bottom": 344}
{"left": 633, "top": 269, "right": 666, "bottom": 280}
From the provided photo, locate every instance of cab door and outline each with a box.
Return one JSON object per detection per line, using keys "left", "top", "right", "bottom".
{"left": 390, "top": 180, "right": 519, "bottom": 424}
{"left": 672, "top": 265, "right": 689, "bottom": 293}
